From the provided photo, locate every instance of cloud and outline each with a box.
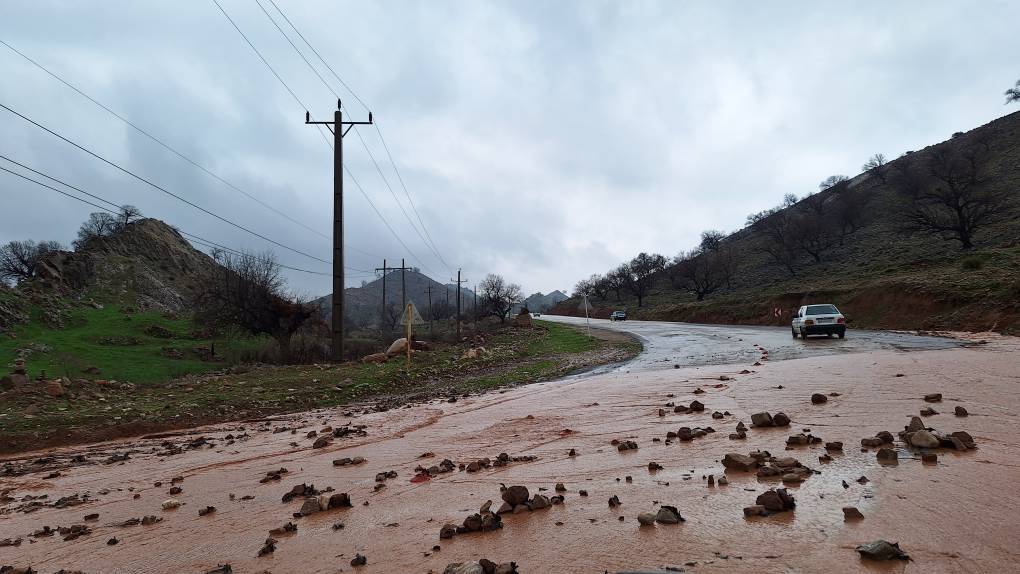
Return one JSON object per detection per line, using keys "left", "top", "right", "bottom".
{"left": 1, "top": 0, "right": 1018, "bottom": 296}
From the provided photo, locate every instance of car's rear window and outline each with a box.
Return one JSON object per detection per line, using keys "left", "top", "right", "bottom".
{"left": 806, "top": 305, "right": 839, "bottom": 315}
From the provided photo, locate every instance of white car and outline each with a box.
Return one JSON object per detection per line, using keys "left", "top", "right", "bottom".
{"left": 792, "top": 304, "right": 846, "bottom": 339}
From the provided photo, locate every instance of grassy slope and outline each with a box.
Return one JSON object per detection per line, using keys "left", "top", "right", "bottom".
{"left": 556, "top": 111, "right": 1020, "bottom": 334}
{"left": 1, "top": 304, "right": 260, "bottom": 384}
{"left": 0, "top": 321, "right": 639, "bottom": 451}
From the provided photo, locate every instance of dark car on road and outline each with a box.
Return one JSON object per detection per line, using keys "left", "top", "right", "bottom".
{"left": 610, "top": 310, "right": 627, "bottom": 321}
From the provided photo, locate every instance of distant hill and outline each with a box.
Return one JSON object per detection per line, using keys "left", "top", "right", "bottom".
{"left": 315, "top": 270, "right": 475, "bottom": 329}
{"left": 553, "top": 110, "right": 1020, "bottom": 334}
{"left": 514, "top": 290, "right": 569, "bottom": 314}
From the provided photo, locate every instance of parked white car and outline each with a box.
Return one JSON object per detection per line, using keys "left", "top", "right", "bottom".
{"left": 792, "top": 304, "right": 846, "bottom": 339}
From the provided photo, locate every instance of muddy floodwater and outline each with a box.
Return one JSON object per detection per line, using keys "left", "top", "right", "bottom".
{"left": 1, "top": 318, "right": 1017, "bottom": 573}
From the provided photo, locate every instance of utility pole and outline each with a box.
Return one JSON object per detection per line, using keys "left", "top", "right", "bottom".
{"left": 401, "top": 258, "right": 407, "bottom": 312}
{"left": 375, "top": 259, "right": 413, "bottom": 334}
{"left": 473, "top": 284, "right": 478, "bottom": 330}
{"left": 451, "top": 269, "right": 467, "bottom": 340}
{"left": 374, "top": 259, "right": 389, "bottom": 332}
{"left": 424, "top": 284, "right": 434, "bottom": 332}
{"left": 305, "top": 100, "right": 372, "bottom": 361}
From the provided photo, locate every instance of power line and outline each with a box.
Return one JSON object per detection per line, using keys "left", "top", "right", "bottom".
{"left": 214, "top": 1, "right": 435, "bottom": 277}
{"left": 0, "top": 101, "right": 331, "bottom": 265}
{"left": 0, "top": 38, "right": 337, "bottom": 244}
{"left": 261, "top": 0, "right": 453, "bottom": 275}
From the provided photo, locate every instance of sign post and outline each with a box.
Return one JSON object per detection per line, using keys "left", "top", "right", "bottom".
{"left": 399, "top": 302, "right": 425, "bottom": 369}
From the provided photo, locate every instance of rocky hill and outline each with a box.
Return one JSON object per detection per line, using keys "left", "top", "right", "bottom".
{"left": 515, "top": 290, "right": 569, "bottom": 314}
{"left": 315, "top": 270, "right": 475, "bottom": 329}
{"left": 553, "top": 110, "right": 1020, "bottom": 334}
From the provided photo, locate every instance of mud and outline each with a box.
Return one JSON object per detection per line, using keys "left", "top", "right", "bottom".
{"left": 1, "top": 318, "right": 1017, "bottom": 573}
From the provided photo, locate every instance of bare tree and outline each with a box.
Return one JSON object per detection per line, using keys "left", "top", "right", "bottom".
{"left": 625, "top": 252, "right": 667, "bottom": 307}
{"left": 478, "top": 273, "right": 522, "bottom": 323}
{"left": 118, "top": 205, "right": 143, "bottom": 227}
{"left": 698, "top": 230, "right": 725, "bottom": 252}
{"left": 894, "top": 139, "right": 1008, "bottom": 249}
{"left": 0, "top": 240, "right": 62, "bottom": 284}
{"left": 73, "top": 212, "right": 121, "bottom": 249}
{"left": 862, "top": 154, "right": 888, "bottom": 182}
{"left": 830, "top": 187, "right": 871, "bottom": 243}
{"left": 756, "top": 209, "right": 800, "bottom": 277}
{"left": 789, "top": 211, "right": 836, "bottom": 263}
{"left": 196, "top": 250, "right": 312, "bottom": 362}
{"left": 1005, "top": 79, "right": 1020, "bottom": 104}
{"left": 818, "top": 175, "right": 849, "bottom": 191}
{"left": 607, "top": 264, "right": 630, "bottom": 301}
{"left": 782, "top": 193, "right": 799, "bottom": 207}
{"left": 672, "top": 249, "right": 725, "bottom": 301}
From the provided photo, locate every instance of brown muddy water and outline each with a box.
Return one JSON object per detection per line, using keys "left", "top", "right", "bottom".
{"left": 1, "top": 318, "right": 1016, "bottom": 573}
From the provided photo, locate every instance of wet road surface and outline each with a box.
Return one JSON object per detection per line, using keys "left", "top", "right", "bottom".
{"left": 1, "top": 320, "right": 1016, "bottom": 574}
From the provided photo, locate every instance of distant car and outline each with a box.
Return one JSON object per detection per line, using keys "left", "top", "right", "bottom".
{"left": 532, "top": 312, "right": 542, "bottom": 317}
{"left": 610, "top": 310, "right": 627, "bottom": 321}
{"left": 792, "top": 304, "right": 846, "bottom": 339}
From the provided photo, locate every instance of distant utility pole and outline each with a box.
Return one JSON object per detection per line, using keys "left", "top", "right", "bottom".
{"left": 305, "top": 99, "right": 372, "bottom": 361}
{"left": 473, "top": 284, "right": 478, "bottom": 330}
{"left": 375, "top": 258, "right": 413, "bottom": 333}
{"left": 424, "top": 284, "right": 435, "bottom": 332}
{"left": 374, "top": 259, "right": 389, "bottom": 331}
{"left": 451, "top": 269, "right": 467, "bottom": 340}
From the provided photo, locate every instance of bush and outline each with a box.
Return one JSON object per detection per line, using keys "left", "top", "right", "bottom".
{"left": 960, "top": 255, "right": 986, "bottom": 270}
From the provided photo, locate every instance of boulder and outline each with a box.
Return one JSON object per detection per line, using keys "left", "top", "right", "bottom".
{"left": 722, "top": 453, "right": 758, "bottom": 472}
{"left": 907, "top": 430, "right": 940, "bottom": 449}
{"left": 386, "top": 338, "right": 409, "bottom": 357}
{"left": 906, "top": 416, "right": 926, "bottom": 432}
{"left": 751, "top": 412, "right": 773, "bottom": 427}
{"left": 755, "top": 488, "right": 795, "bottom": 512}
{"left": 856, "top": 540, "right": 910, "bottom": 561}
{"left": 772, "top": 412, "right": 791, "bottom": 426}
{"left": 501, "top": 485, "right": 529, "bottom": 507}
{"left": 360, "top": 353, "right": 388, "bottom": 364}
{"left": 299, "top": 498, "right": 321, "bottom": 516}
{"left": 689, "top": 400, "right": 705, "bottom": 412}
{"left": 655, "top": 506, "right": 683, "bottom": 524}
{"left": 811, "top": 393, "right": 828, "bottom": 404}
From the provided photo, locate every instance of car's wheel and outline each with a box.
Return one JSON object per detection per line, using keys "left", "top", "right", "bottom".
{"left": 800, "top": 327, "right": 807, "bottom": 338}
{"left": 791, "top": 327, "right": 798, "bottom": 338}
{"left": 838, "top": 331, "right": 845, "bottom": 339}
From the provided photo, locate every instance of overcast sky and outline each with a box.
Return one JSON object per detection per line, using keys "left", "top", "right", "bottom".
{"left": 1, "top": 1, "right": 1018, "bottom": 297}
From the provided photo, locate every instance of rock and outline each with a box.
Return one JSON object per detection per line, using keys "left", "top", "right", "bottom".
{"left": 312, "top": 437, "right": 330, "bottom": 449}
{"left": 712, "top": 411, "right": 724, "bottom": 419}
{"left": 617, "top": 440, "right": 639, "bottom": 451}
{"left": 360, "top": 352, "right": 388, "bottom": 364}
{"left": 781, "top": 473, "right": 803, "bottom": 484}
{"left": 386, "top": 338, "right": 409, "bottom": 357}
{"left": 496, "top": 502, "right": 512, "bottom": 514}
{"left": 608, "top": 495, "right": 621, "bottom": 508}
{"left": 529, "top": 494, "right": 550, "bottom": 510}
{"left": 906, "top": 416, "right": 926, "bottom": 432}
{"left": 689, "top": 400, "right": 705, "bottom": 412}
{"left": 861, "top": 437, "right": 883, "bottom": 447}
{"left": 655, "top": 506, "right": 683, "bottom": 524}
{"left": 876, "top": 448, "right": 898, "bottom": 462}
{"left": 786, "top": 434, "right": 809, "bottom": 446}
{"left": 501, "top": 485, "right": 529, "bottom": 507}
{"left": 258, "top": 537, "right": 277, "bottom": 556}
{"left": 735, "top": 421, "right": 747, "bottom": 432}
{"left": 920, "top": 407, "right": 937, "bottom": 416}
{"left": 718, "top": 477, "right": 728, "bottom": 486}
{"left": 554, "top": 483, "right": 566, "bottom": 492}
{"left": 722, "top": 453, "right": 758, "bottom": 472}
{"left": 843, "top": 507, "right": 864, "bottom": 521}
{"left": 440, "top": 523, "right": 457, "bottom": 539}
{"left": 755, "top": 488, "right": 795, "bottom": 512}
{"left": 923, "top": 393, "right": 942, "bottom": 402}
{"left": 908, "top": 430, "right": 940, "bottom": 448}
{"left": 299, "top": 498, "right": 321, "bottom": 516}
{"left": 637, "top": 512, "right": 657, "bottom": 526}
{"left": 955, "top": 406, "right": 968, "bottom": 417}
{"left": 161, "top": 499, "right": 181, "bottom": 510}
{"left": 824, "top": 441, "right": 843, "bottom": 451}
{"left": 328, "top": 493, "right": 352, "bottom": 509}
{"left": 45, "top": 380, "right": 64, "bottom": 397}
{"left": 751, "top": 412, "right": 773, "bottom": 427}
{"left": 811, "top": 393, "right": 828, "bottom": 404}
{"left": 772, "top": 412, "right": 791, "bottom": 426}
{"left": 876, "top": 431, "right": 894, "bottom": 443}
{"left": 743, "top": 504, "right": 767, "bottom": 517}
{"left": 658, "top": 408, "right": 666, "bottom": 417}
{"left": 198, "top": 506, "right": 216, "bottom": 517}
{"left": 950, "top": 431, "right": 976, "bottom": 448}
{"left": 922, "top": 453, "right": 938, "bottom": 464}
{"left": 444, "top": 564, "right": 485, "bottom": 574}
{"left": 647, "top": 462, "right": 663, "bottom": 471}
{"left": 350, "top": 553, "right": 367, "bottom": 566}
{"left": 856, "top": 540, "right": 910, "bottom": 561}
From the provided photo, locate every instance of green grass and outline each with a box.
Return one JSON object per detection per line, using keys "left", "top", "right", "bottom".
{"left": 524, "top": 321, "right": 600, "bottom": 355}
{"left": 0, "top": 304, "right": 260, "bottom": 384}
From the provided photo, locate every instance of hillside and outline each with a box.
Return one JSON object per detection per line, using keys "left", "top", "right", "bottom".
{"left": 315, "top": 270, "right": 475, "bottom": 329}
{"left": 514, "top": 290, "right": 569, "bottom": 314}
{"left": 553, "top": 110, "right": 1020, "bottom": 334}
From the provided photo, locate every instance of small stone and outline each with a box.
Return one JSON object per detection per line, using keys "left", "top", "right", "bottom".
{"left": 825, "top": 441, "right": 843, "bottom": 451}
{"left": 555, "top": 483, "right": 566, "bottom": 492}
{"left": 579, "top": 490, "right": 588, "bottom": 497}
{"left": 689, "top": 400, "right": 705, "bottom": 412}
{"left": 856, "top": 540, "right": 910, "bottom": 561}
{"left": 811, "top": 393, "right": 828, "bottom": 404}
{"left": 908, "top": 430, "right": 940, "bottom": 448}
{"left": 876, "top": 448, "right": 898, "bottom": 462}
{"left": 743, "top": 505, "right": 766, "bottom": 517}
{"left": 906, "top": 417, "right": 926, "bottom": 432}
{"left": 921, "top": 453, "right": 938, "bottom": 464}
{"left": 843, "top": 507, "right": 864, "bottom": 520}
{"left": 772, "top": 412, "right": 791, "bottom": 426}
{"left": 350, "top": 553, "right": 367, "bottom": 566}
{"left": 920, "top": 407, "right": 937, "bottom": 416}
{"left": 750, "top": 412, "right": 773, "bottom": 427}
{"left": 608, "top": 495, "right": 621, "bottom": 508}
{"left": 439, "top": 524, "right": 457, "bottom": 539}
{"left": 107, "top": 537, "right": 119, "bottom": 545}
{"left": 637, "top": 512, "right": 657, "bottom": 526}
{"left": 923, "top": 393, "right": 942, "bottom": 403}
{"left": 722, "top": 453, "right": 758, "bottom": 472}
{"left": 198, "top": 506, "right": 217, "bottom": 517}
{"left": 717, "top": 477, "right": 728, "bottom": 486}
{"left": 955, "top": 406, "right": 968, "bottom": 417}
{"left": 312, "top": 437, "right": 329, "bottom": 449}
{"left": 655, "top": 506, "right": 684, "bottom": 524}
{"left": 861, "top": 437, "right": 883, "bottom": 447}
{"left": 876, "top": 431, "right": 894, "bottom": 443}
{"left": 501, "top": 485, "right": 529, "bottom": 506}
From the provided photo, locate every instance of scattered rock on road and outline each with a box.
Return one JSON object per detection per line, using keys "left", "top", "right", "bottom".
{"left": 856, "top": 540, "right": 910, "bottom": 561}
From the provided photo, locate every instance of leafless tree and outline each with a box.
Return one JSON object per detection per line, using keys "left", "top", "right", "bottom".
{"left": 789, "top": 211, "right": 836, "bottom": 263}
{"left": 698, "top": 230, "right": 725, "bottom": 252}
{"left": 196, "top": 250, "right": 312, "bottom": 362}
{"left": 625, "top": 252, "right": 667, "bottom": 307}
{"left": 894, "top": 139, "right": 1009, "bottom": 249}
{"left": 0, "top": 240, "right": 63, "bottom": 284}
{"left": 1005, "top": 79, "right": 1020, "bottom": 104}
{"left": 73, "top": 212, "right": 121, "bottom": 249}
{"left": 829, "top": 187, "right": 871, "bottom": 243}
{"left": 607, "top": 264, "right": 630, "bottom": 301}
{"left": 862, "top": 154, "right": 888, "bottom": 182}
{"left": 818, "top": 175, "right": 849, "bottom": 191}
{"left": 479, "top": 273, "right": 522, "bottom": 322}
{"left": 672, "top": 249, "right": 726, "bottom": 301}
{"left": 118, "top": 205, "right": 143, "bottom": 227}
{"left": 782, "top": 193, "right": 799, "bottom": 207}
{"left": 756, "top": 209, "right": 800, "bottom": 277}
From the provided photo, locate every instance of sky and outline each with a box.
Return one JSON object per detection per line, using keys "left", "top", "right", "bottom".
{"left": 1, "top": 1, "right": 1018, "bottom": 297}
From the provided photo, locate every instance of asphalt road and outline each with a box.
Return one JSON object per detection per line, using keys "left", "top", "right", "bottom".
{"left": 542, "top": 314, "right": 962, "bottom": 369}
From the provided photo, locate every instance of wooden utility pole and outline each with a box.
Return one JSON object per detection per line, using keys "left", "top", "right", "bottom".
{"left": 374, "top": 259, "right": 389, "bottom": 331}
{"left": 305, "top": 100, "right": 372, "bottom": 361}
{"left": 473, "top": 284, "right": 478, "bottom": 330}
{"left": 424, "top": 284, "right": 434, "bottom": 332}
{"left": 401, "top": 258, "right": 407, "bottom": 312}
{"left": 451, "top": 269, "right": 467, "bottom": 340}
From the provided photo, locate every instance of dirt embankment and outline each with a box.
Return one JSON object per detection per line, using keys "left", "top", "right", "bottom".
{"left": 552, "top": 283, "right": 1020, "bottom": 335}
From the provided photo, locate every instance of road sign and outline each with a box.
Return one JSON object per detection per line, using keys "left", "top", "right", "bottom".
{"left": 400, "top": 302, "right": 425, "bottom": 326}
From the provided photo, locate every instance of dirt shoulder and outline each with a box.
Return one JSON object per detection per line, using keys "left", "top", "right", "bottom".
{"left": 0, "top": 321, "right": 640, "bottom": 455}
